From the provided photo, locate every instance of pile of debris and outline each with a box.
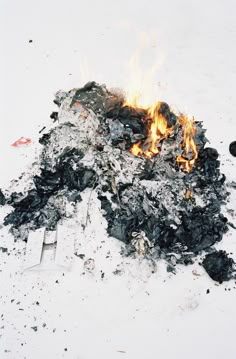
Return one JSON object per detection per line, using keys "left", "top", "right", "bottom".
{"left": 0, "top": 82, "right": 235, "bottom": 283}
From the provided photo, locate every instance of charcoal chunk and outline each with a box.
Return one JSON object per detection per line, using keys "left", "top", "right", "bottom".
{"left": 197, "top": 147, "right": 220, "bottom": 180}
{"left": 199, "top": 147, "right": 219, "bottom": 160}
{"left": 0, "top": 189, "right": 6, "bottom": 206}
{"left": 202, "top": 250, "right": 234, "bottom": 283}
{"left": 50, "top": 112, "right": 58, "bottom": 122}
{"left": 229, "top": 141, "right": 236, "bottom": 157}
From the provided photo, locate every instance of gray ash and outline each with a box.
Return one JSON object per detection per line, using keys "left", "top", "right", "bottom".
{"left": 2, "top": 82, "right": 235, "bottom": 282}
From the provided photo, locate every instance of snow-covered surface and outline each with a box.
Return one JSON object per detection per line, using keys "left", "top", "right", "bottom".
{"left": 0, "top": 0, "right": 236, "bottom": 358}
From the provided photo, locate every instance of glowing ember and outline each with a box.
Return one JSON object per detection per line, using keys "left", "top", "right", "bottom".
{"left": 176, "top": 115, "right": 198, "bottom": 172}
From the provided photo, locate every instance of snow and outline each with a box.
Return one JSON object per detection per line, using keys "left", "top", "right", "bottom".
{"left": 0, "top": 0, "right": 236, "bottom": 358}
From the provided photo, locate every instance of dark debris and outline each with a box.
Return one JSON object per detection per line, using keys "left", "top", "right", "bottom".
{"left": 1, "top": 82, "right": 234, "bottom": 283}
{"left": 229, "top": 141, "right": 236, "bottom": 157}
{"left": 202, "top": 250, "right": 235, "bottom": 283}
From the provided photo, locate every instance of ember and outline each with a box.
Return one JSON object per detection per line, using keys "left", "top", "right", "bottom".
{"left": 1, "top": 82, "right": 235, "bottom": 282}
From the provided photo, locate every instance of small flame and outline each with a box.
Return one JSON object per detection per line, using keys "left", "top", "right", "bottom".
{"left": 176, "top": 115, "right": 198, "bottom": 172}
{"left": 128, "top": 102, "right": 172, "bottom": 159}
{"left": 125, "top": 94, "right": 198, "bottom": 171}
{"left": 123, "top": 36, "right": 170, "bottom": 158}
{"left": 131, "top": 141, "right": 142, "bottom": 156}
{"left": 123, "top": 38, "right": 197, "bottom": 170}
{"left": 146, "top": 103, "right": 172, "bottom": 158}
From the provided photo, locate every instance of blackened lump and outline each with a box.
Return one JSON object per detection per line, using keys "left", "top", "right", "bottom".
{"left": 202, "top": 250, "right": 235, "bottom": 283}
{"left": 229, "top": 141, "right": 236, "bottom": 157}
{"left": 0, "top": 189, "right": 6, "bottom": 206}
{"left": 50, "top": 112, "right": 59, "bottom": 122}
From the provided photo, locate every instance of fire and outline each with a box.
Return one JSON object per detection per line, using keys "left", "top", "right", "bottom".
{"left": 123, "top": 37, "right": 170, "bottom": 158}
{"left": 176, "top": 115, "right": 198, "bottom": 172}
{"left": 143, "top": 102, "right": 172, "bottom": 158}
{"left": 123, "top": 41, "right": 197, "bottom": 170}
{"left": 131, "top": 141, "right": 142, "bottom": 156}
{"left": 124, "top": 100, "right": 173, "bottom": 159}
{"left": 125, "top": 97, "right": 198, "bottom": 171}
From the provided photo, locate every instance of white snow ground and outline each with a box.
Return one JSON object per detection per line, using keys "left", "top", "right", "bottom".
{"left": 0, "top": 0, "right": 236, "bottom": 358}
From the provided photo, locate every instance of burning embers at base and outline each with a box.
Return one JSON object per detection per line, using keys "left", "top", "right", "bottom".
{"left": 124, "top": 98, "right": 198, "bottom": 172}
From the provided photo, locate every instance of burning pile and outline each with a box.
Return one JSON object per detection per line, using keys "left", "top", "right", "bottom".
{"left": 0, "top": 82, "right": 235, "bottom": 282}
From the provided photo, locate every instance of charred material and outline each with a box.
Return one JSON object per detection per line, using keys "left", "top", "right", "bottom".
{"left": 4, "top": 147, "right": 96, "bottom": 231}
{"left": 0, "top": 189, "right": 6, "bottom": 206}
{"left": 202, "top": 250, "right": 235, "bottom": 283}
{"left": 50, "top": 111, "right": 59, "bottom": 122}
{"left": 2, "top": 82, "right": 234, "bottom": 282}
{"left": 158, "top": 209, "right": 228, "bottom": 253}
{"left": 229, "top": 141, "right": 236, "bottom": 157}
{"left": 105, "top": 101, "right": 177, "bottom": 151}
{"left": 114, "top": 106, "right": 147, "bottom": 137}
{"left": 70, "top": 81, "right": 118, "bottom": 116}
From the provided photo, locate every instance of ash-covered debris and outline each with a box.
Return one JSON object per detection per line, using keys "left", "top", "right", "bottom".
{"left": 202, "top": 250, "right": 235, "bottom": 283}
{"left": 1, "top": 82, "right": 234, "bottom": 282}
{"left": 4, "top": 147, "right": 96, "bottom": 233}
{"left": 70, "top": 81, "right": 121, "bottom": 121}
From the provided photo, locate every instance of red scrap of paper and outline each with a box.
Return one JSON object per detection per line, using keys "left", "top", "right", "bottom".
{"left": 11, "top": 137, "right": 32, "bottom": 147}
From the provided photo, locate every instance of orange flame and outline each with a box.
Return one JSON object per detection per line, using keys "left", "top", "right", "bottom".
{"left": 122, "top": 45, "right": 197, "bottom": 169}
{"left": 126, "top": 101, "right": 172, "bottom": 159}
{"left": 176, "top": 115, "right": 198, "bottom": 172}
